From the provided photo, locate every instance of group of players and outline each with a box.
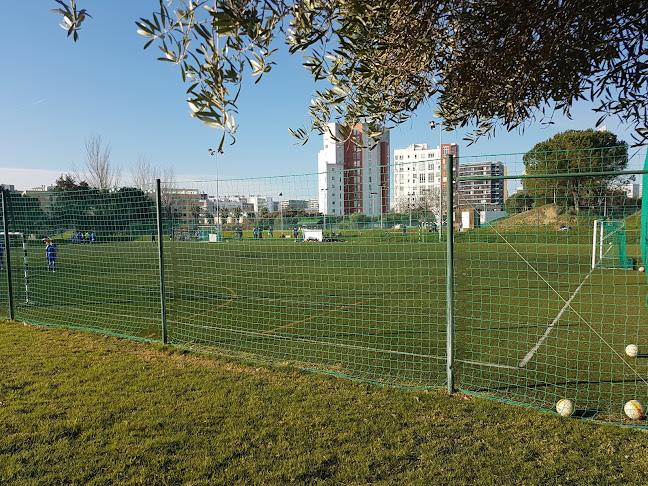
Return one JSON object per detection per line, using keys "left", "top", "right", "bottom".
{"left": 71, "top": 231, "right": 96, "bottom": 244}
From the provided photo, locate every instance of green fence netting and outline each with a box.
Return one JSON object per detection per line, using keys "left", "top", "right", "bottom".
{"left": 2, "top": 144, "right": 648, "bottom": 425}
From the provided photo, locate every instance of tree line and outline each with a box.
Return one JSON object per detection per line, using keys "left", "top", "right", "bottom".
{"left": 3, "top": 176, "right": 156, "bottom": 239}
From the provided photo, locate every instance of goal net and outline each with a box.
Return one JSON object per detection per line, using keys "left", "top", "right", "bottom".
{"left": 591, "top": 219, "right": 634, "bottom": 270}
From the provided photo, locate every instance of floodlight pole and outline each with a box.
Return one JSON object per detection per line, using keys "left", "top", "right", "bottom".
{"left": 155, "top": 179, "right": 168, "bottom": 344}
{"left": 321, "top": 188, "right": 326, "bottom": 232}
{"left": 380, "top": 184, "right": 384, "bottom": 230}
{"left": 2, "top": 189, "right": 14, "bottom": 320}
{"left": 446, "top": 154, "right": 455, "bottom": 394}
{"left": 439, "top": 121, "right": 443, "bottom": 242}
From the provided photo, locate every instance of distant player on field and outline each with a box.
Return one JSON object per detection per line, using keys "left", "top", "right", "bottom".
{"left": 45, "top": 238, "right": 57, "bottom": 272}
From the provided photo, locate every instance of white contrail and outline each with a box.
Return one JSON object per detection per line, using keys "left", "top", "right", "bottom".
{"left": 28, "top": 99, "right": 47, "bottom": 106}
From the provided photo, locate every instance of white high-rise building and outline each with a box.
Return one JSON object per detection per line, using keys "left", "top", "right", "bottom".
{"left": 318, "top": 123, "right": 390, "bottom": 216}
{"left": 393, "top": 143, "right": 459, "bottom": 212}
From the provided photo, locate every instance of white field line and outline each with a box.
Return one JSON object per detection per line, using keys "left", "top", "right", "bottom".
{"left": 518, "top": 272, "right": 592, "bottom": 368}
{"left": 456, "top": 358, "right": 520, "bottom": 370}
{"left": 487, "top": 229, "right": 647, "bottom": 388}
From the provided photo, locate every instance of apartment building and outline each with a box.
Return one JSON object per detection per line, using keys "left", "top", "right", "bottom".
{"left": 393, "top": 143, "right": 459, "bottom": 211}
{"left": 318, "top": 123, "right": 390, "bottom": 216}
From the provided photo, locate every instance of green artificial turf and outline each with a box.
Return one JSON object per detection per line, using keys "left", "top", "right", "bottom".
{"left": 0, "top": 218, "right": 646, "bottom": 423}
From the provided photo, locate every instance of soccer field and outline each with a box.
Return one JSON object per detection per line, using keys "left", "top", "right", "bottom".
{"left": 1, "top": 230, "right": 647, "bottom": 420}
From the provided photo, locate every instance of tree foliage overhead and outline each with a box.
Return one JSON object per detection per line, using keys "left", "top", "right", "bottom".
{"left": 523, "top": 129, "right": 629, "bottom": 214}
{"left": 51, "top": 1, "right": 648, "bottom": 148}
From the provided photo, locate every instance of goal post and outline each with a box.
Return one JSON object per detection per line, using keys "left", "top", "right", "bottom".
{"left": 0, "top": 231, "right": 30, "bottom": 305}
{"left": 591, "top": 219, "right": 634, "bottom": 270}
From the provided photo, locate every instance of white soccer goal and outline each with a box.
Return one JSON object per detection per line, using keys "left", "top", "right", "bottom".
{"left": 0, "top": 231, "right": 30, "bottom": 303}
{"left": 591, "top": 219, "right": 634, "bottom": 270}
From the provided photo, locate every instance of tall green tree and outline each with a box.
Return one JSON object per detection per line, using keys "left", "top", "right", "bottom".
{"left": 50, "top": 1, "right": 648, "bottom": 147}
{"left": 523, "top": 129, "right": 628, "bottom": 214}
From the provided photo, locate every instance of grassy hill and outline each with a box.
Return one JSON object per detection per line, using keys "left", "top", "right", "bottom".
{"left": 494, "top": 204, "right": 579, "bottom": 229}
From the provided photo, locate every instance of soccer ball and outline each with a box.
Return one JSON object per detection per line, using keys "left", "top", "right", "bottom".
{"left": 639, "top": 266, "right": 645, "bottom": 273}
{"left": 625, "top": 344, "right": 639, "bottom": 358}
{"left": 624, "top": 400, "right": 645, "bottom": 420}
{"left": 556, "top": 398, "right": 574, "bottom": 417}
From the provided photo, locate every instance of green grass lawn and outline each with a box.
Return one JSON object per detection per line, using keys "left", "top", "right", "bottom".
{"left": 3, "top": 319, "right": 648, "bottom": 485}
{"left": 0, "top": 221, "right": 647, "bottom": 424}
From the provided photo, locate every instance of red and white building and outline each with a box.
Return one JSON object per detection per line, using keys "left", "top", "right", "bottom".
{"left": 318, "top": 123, "right": 390, "bottom": 216}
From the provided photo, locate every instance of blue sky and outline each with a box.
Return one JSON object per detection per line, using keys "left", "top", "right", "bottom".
{"left": 0, "top": 2, "right": 640, "bottom": 191}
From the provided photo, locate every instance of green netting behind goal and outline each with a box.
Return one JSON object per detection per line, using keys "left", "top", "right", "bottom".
{"left": 593, "top": 220, "right": 634, "bottom": 270}
{"left": 642, "top": 151, "right": 648, "bottom": 289}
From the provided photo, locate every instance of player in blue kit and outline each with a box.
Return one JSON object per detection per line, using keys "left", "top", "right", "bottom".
{"left": 45, "top": 238, "right": 57, "bottom": 272}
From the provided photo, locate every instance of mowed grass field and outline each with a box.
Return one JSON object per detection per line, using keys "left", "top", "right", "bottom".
{"left": 1, "top": 223, "right": 647, "bottom": 423}
{"left": 6, "top": 320, "right": 648, "bottom": 485}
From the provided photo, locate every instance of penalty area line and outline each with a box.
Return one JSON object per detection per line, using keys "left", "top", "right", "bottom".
{"left": 456, "top": 358, "right": 520, "bottom": 370}
{"left": 518, "top": 272, "right": 592, "bottom": 368}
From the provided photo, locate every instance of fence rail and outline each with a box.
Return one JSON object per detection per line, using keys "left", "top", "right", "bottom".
{"left": 2, "top": 145, "right": 648, "bottom": 425}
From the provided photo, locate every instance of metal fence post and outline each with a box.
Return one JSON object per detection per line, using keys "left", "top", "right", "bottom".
{"left": 2, "top": 189, "right": 14, "bottom": 320}
{"left": 155, "top": 179, "right": 168, "bottom": 344}
{"left": 22, "top": 235, "right": 30, "bottom": 303}
{"left": 446, "top": 155, "right": 455, "bottom": 394}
